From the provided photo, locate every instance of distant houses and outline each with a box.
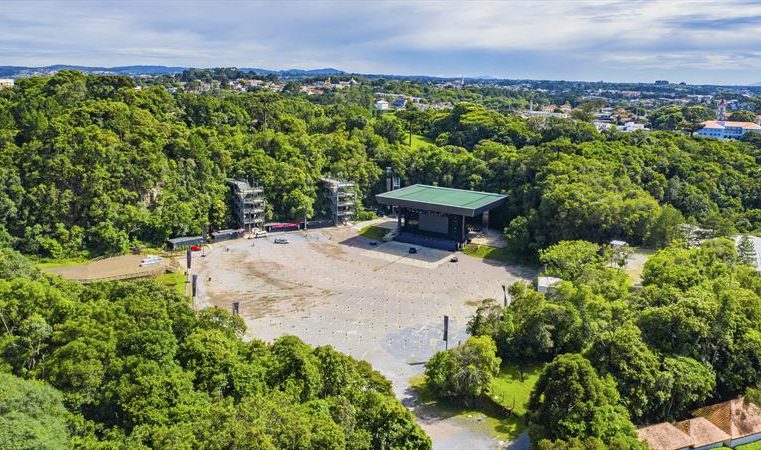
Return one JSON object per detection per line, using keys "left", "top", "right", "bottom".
{"left": 637, "top": 397, "right": 761, "bottom": 450}
{"left": 522, "top": 110, "right": 568, "bottom": 119}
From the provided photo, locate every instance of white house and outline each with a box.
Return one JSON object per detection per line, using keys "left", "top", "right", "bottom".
{"left": 0, "top": 79, "right": 14, "bottom": 90}
{"left": 374, "top": 100, "right": 389, "bottom": 111}
{"left": 695, "top": 120, "right": 761, "bottom": 140}
{"left": 616, "top": 122, "right": 649, "bottom": 132}
{"left": 536, "top": 276, "right": 562, "bottom": 294}
{"left": 610, "top": 240, "right": 628, "bottom": 248}
{"left": 593, "top": 121, "right": 614, "bottom": 132}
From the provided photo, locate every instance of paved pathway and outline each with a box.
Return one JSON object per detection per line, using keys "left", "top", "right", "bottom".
{"left": 192, "top": 225, "right": 535, "bottom": 449}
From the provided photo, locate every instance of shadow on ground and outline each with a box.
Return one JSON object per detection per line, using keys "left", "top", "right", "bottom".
{"left": 339, "top": 235, "right": 453, "bottom": 265}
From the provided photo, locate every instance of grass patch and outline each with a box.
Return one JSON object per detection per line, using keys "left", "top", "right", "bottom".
{"left": 463, "top": 244, "right": 519, "bottom": 265}
{"left": 157, "top": 271, "right": 187, "bottom": 296}
{"left": 35, "top": 257, "right": 90, "bottom": 269}
{"left": 410, "top": 364, "right": 542, "bottom": 441}
{"left": 409, "top": 133, "right": 435, "bottom": 150}
{"left": 490, "top": 364, "right": 543, "bottom": 416}
{"left": 358, "top": 225, "right": 389, "bottom": 241}
{"left": 736, "top": 442, "right": 761, "bottom": 450}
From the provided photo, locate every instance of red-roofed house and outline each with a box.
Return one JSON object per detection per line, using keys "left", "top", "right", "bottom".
{"left": 674, "top": 417, "right": 729, "bottom": 450}
{"left": 637, "top": 423, "right": 693, "bottom": 450}
{"left": 692, "top": 398, "right": 761, "bottom": 447}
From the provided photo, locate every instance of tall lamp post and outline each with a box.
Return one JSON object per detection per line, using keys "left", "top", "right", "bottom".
{"left": 502, "top": 284, "right": 508, "bottom": 307}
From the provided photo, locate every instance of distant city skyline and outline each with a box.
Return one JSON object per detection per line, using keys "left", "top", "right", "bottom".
{"left": 3, "top": 0, "right": 761, "bottom": 85}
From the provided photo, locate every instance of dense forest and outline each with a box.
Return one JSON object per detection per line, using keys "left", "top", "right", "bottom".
{"left": 1, "top": 71, "right": 761, "bottom": 259}
{"left": 2, "top": 71, "right": 761, "bottom": 449}
{"left": 460, "top": 238, "right": 761, "bottom": 447}
{"left": 0, "top": 246, "right": 430, "bottom": 449}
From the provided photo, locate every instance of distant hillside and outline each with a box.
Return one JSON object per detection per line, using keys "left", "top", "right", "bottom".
{"left": 0, "top": 65, "right": 186, "bottom": 77}
{"left": 242, "top": 67, "right": 345, "bottom": 76}
{"left": 0, "top": 65, "right": 346, "bottom": 78}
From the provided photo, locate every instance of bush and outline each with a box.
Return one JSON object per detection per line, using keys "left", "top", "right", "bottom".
{"left": 424, "top": 336, "right": 501, "bottom": 405}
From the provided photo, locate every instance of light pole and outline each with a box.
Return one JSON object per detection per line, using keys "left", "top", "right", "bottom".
{"left": 502, "top": 284, "right": 507, "bottom": 307}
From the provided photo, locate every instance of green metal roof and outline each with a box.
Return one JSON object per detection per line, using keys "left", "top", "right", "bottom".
{"left": 376, "top": 184, "right": 507, "bottom": 217}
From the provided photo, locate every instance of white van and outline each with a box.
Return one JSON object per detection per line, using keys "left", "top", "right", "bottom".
{"left": 254, "top": 229, "right": 268, "bottom": 238}
{"left": 140, "top": 256, "right": 162, "bottom": 267}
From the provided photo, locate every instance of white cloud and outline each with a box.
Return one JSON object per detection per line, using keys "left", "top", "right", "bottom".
{"left": 1, "top": 0, "right": 761, "bottom": 83}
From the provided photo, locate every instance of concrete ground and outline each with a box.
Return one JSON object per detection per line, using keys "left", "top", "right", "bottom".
{"left": 192, "top": 221, "right": 535, "bottom": 450}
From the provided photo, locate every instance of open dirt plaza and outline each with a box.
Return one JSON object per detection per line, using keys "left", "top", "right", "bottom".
{"left": 192, "top": 220, "right": 536, "bottom": 450}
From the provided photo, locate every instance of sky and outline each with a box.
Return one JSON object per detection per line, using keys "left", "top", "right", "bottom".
{"left": 2, "top": 0, "right": 761, "bottom": 85}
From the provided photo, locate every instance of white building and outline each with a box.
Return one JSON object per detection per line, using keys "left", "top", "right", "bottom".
{"left": 593, "top": 121, "right": 614, "bottom": 132}
{"left": 0, "top": 79, "right": 14, "bottom": 90}
{"left": 536, "top": 276, "right": 562, "bottom": 294}
{"left": 610, "top": 240, "right": 628, "bottom": 248}
{"left": 374, "top": 100, "right": 389, "bottom": 111}
{"left": 617, "top": 122, "right": 649, "bottom": 132}
{"left": 695, "top": 120, "right": 761, "bottom": 140}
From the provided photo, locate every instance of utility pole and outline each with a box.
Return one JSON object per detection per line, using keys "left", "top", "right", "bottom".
{"left": 443, "top": 315, "right": 449, "bottom": 351}
{"left": 192, "top": 274, "right": 198, "bottom": 311}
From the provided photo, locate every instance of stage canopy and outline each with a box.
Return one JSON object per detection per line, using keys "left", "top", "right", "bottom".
{"left": 376, "top": 184, "right": 506, "bottom": 217}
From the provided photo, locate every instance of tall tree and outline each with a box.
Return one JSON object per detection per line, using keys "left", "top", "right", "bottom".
{"left": 527, "top": 353, "right": 640, "bottom": 446}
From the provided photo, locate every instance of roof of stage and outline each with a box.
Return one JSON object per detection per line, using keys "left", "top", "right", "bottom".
{"left": 376, "top": 184, "right": 507, "bottom": 217}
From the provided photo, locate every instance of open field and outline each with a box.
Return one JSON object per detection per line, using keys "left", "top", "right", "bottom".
{"left": 192, "top": 221, "right": 536, "bottom": 449}
{"left": 157, "top": 271, "right": 187, "bottom": 295}
{"left": 42, "top": 254, "right": 170, "bottom": 282}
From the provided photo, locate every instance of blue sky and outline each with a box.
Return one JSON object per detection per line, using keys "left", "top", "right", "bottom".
{"left": 2, "top": 0, "right": 761, "bottom": 84}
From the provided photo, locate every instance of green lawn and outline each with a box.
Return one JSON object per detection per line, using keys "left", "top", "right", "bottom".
{"left": 410, "top": 363, "right": 543, "bottom": 441}
{"left": 736, "top": 442, "right": 761, "bottom": 450}
{"left": 409, "top": 133, "right": 434, "bottom": 150}
{"left": 34, "top": 257, "right": 90, "bottom": 269}
{"left": 157, "top": 271, "right": 187, "bottom": 296}
{"left": 489, "top": 364, "right": 543, "bottom": 416}
{"left": 463, "top": 244, "right": 518, "bottom": 265}
{"left": 358, "top": 225, "right": 390, "bottom": 241}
